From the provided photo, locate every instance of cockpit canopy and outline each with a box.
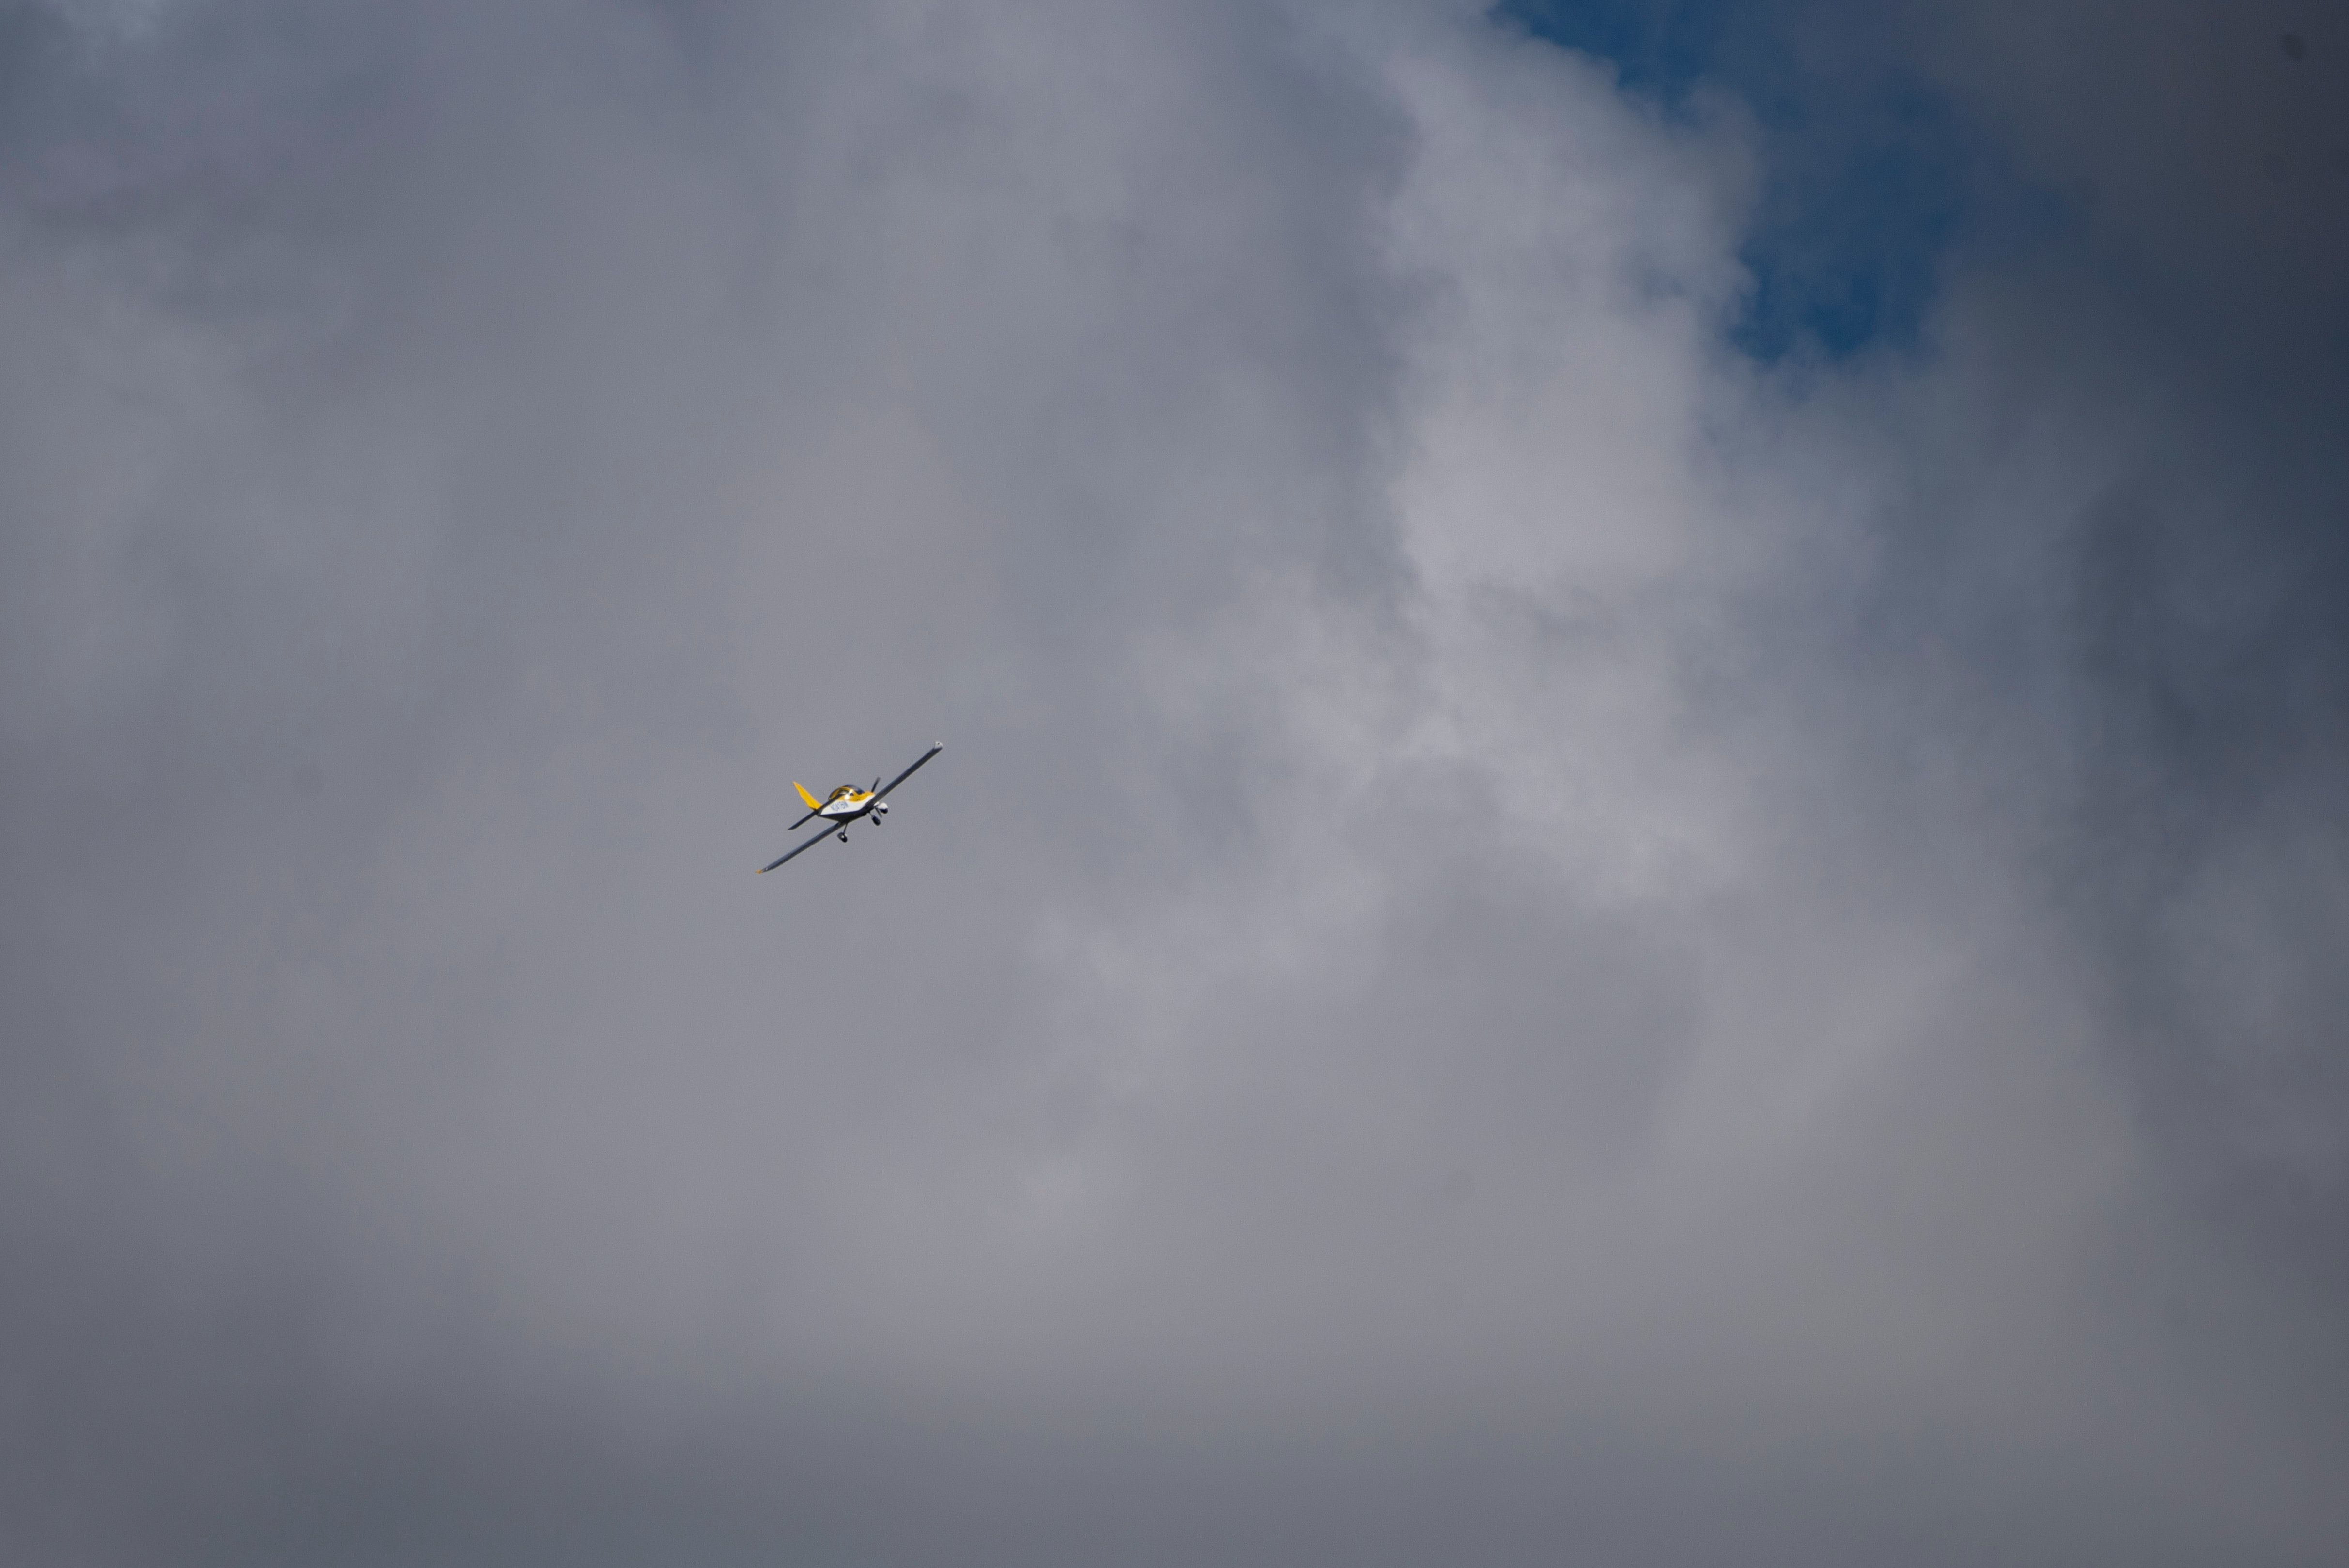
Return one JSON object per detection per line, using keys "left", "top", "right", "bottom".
{"left": 826, "top": 785, "right": 858, "bottom": 801}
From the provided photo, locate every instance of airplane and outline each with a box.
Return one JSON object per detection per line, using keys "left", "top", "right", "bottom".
{"left": 757, "top": 743, "right": 942, "bottom": 873}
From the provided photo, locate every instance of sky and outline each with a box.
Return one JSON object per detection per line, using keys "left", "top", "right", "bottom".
{"left": 1, "top": 0, "right": 2344, "bottom": 1563}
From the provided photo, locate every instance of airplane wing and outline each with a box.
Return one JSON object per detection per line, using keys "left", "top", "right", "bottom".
{"left": 872, "top": 744, "right": 943, "bottom": 804}
{"left": 757, "top": 823, "right": 838, "bottom": 874}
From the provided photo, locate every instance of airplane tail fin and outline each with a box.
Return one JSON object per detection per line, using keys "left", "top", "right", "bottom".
{"left": 794, "top": 781, "right": 821, "bottom": 811}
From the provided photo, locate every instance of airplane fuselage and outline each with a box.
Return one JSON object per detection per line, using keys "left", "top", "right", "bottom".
{"left": 818, "top": 791, "right": 882, "bottom": 822}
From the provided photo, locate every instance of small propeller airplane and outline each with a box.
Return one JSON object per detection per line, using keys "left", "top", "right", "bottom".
{"left": 757, "top": 743, "right": 942, "bottom": 873}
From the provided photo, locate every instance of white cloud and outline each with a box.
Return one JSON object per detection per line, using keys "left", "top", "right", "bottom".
{"left": 1, "top": 2, "right": 2342, "bottom": 1562}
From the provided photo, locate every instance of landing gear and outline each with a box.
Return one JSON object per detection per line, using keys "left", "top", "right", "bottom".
{"left": 838, "top": 830, "right": 848, "bottom": 843}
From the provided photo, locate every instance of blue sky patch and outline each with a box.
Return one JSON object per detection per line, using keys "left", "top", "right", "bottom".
{"left": 1491, "top": 0, "right": 1995, "bottom": 363}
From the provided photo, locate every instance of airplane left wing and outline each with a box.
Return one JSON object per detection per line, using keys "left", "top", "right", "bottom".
{"left": 757, "top": 824, "right": 838, "bottom": 874}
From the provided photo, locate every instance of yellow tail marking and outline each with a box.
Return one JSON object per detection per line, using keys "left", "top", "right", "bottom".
{"left": 794, "top": 782, "right": 821, "bottom": 811}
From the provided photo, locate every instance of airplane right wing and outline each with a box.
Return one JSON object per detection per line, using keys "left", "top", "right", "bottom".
{"left": 871, "top": 744, "right": 943, "bottom": 804}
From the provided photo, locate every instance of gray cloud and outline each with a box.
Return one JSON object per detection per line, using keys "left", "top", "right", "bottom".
{"left": 2, "top": 0, "right": 2344, "bottom": 1563}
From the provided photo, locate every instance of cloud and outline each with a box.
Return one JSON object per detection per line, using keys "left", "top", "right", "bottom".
{"left": 1, "top": 1, "right": 2342, "bottom": 1563}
